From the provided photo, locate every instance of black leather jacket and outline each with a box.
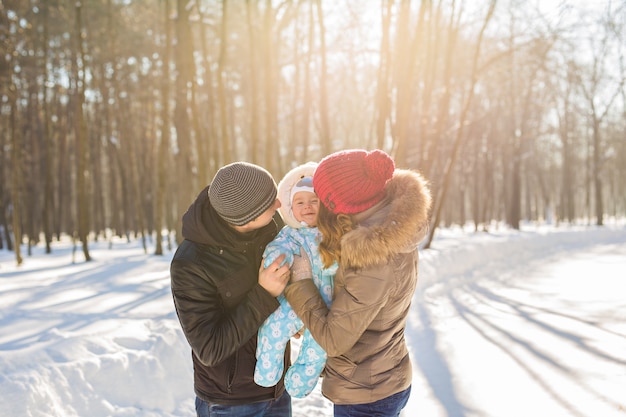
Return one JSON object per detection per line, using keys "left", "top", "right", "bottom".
{"left": 170, "top": 186, "right": 288, "bottom": 404}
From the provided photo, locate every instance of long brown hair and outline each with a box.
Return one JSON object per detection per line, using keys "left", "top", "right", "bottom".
{"left": 317, "top": 203, "right": 356, "bottom": 268}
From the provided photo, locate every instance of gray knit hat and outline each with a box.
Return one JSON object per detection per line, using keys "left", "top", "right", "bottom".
{"left": 208, "top": 162, "right": 278, "bottom": 226}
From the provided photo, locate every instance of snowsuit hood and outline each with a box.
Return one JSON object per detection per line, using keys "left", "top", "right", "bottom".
{"left": 277, "top": 162, "right": 318, "bottom": 229}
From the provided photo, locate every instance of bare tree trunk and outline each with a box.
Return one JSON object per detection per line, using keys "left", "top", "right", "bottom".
{"left": 217, "top": 0, "right": 231, "bottom": 165}
{"left": 421, "top": 2, "right": 451, "bottom": 176}
{"left": 287, "top": 6, "right": 302, "bottom": 164}
{"left": 245, "top": 0, "right": 261, "bottom": 163}
{"left": 261, "top": 0, "right": 279, "bottom": 171}
{"left": 0, "top": 151, "right": 9, "bottom": 250}
{"left": 73, "top": 2, "right": 91, "bottom": 261}
{"left": 424, "top": 0, "right": 496, "bottom": 249}
{"left": 375, "top": 0, "right": 393, "bottom": 151}
{"left": 579, "top": 7, "right": 625, "bottom": 226}
{"left": 315, "top": 0, "right": 331, "bottom": 156}
{"left": 9, "top": 83, "right": 23, "bottom": 265}
{"left": 54, "top": 94, "right": 69, "bottom": 239}
{"left": 89, "top": 73, "right": 106, "bottom": 240}
{"left": 591, "top": 117, "right": 604, "bottom": 226}
{"left": 185, "top": 7, "right": 206, "bottom": 185}
{"left": 506, "top": 22, "right": 521, "bottom": 229}
{"left": 173, "top": 0, "right": 196, "bottom": 244}
{"left": 391, "top": 0, "right": 426, "bottom": 165}
{"left": 196, "top": 0, "right": 217, "bottom": 175}
{"left": 119, "top": 77, "right": 145, "bottom": 241}
{"left": 301, "top": 1, "right": 315, "bottom": 160}
{"left": 509, "top": 147, "right": 521, "bottom": 228}
{"left": 1, "top": 2, "right": 22, "bottom": 263}
{"left": 155, "top": 0, "right": 172, "bottom": 256}
{"left": 112, "top": 127, "right": 132, "bottom": 241}
{"left": 471, "top": 126, "right": 493, "bottom": 232}
{"left": 122, "top": 77, "right": 147, "bottom": 251}
{"left": 41, "top": 1, "right": 54, "bottom": 253}
{"left": 557, "top": 65, "right": 576, "bottom": 222}
{"left": 25, "top": 67, "right": 42, "bottom": 255}
{"left": 0, "top": 180, "right": 10, "bottom": 250}
{"left": 583, "top": 80, "right": 622, "bottom": 226}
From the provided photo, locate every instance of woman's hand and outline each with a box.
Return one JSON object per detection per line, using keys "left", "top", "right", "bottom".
{"left": 291, "top": 248, "right": 312, "bottom": 283}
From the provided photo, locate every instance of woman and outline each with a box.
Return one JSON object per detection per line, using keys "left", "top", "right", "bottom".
{"left": 284, "top": 149, "right": 432, "bottom": 417}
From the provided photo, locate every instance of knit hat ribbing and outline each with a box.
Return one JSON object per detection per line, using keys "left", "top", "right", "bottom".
{"left": 208, "top": 162, "right": 277, "bottom": 226}
{"left": 313, "top": 149, "right": 395, "bottom": 214}
{"left": 290, "top": 176, "right": 315, "bottom": 205}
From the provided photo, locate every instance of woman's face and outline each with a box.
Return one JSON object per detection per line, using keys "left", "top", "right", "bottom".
{"left": 291, "top": 191, "right": 320, "bottom": 227}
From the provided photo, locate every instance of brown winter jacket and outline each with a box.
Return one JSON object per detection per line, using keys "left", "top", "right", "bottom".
{"left": 284, "top": 169, "right": 431, "bottom": 405}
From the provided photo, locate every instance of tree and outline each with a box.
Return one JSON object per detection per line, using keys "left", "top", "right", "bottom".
{"left": 155, "top": 0, "right": 172, "bottom": 256}
{"left": 1, "top": 0, "right": 624, "bottom": 259}
{"left": 424, "top": 0, "right": 497, "bottom": 249}
{"left": 1, "top": 0, "right": 23, "bottom": 264}
{"left": 72, "top": 1, "right": 92, "bottom": 261}
{"left": 578, "top": 8, "right": 625, "bottom": 226}
{"left": 173, "top": 0, "right": 198, "bottom": 244}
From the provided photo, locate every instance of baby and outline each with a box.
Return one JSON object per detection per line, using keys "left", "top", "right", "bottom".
{"left": 254, "top": 162, "right": 337, "bottom": 398}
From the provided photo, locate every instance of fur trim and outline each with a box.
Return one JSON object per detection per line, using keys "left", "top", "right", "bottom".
{"left": 341, "top": 169, "right": 432, "bottom": 269}
{"left": 277, "top": 162, "right": 318, "bottom": 228}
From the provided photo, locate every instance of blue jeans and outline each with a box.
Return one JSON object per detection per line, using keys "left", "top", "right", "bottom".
{"left": 333, "top": 386, "right": 411, "bottom": 417}
{"left": 195, "top": 391, "right": 291, "bottom": 417}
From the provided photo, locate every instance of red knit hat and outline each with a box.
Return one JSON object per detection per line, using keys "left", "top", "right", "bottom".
{"left": 313, "top": 149, "right": 395, "bottom": 214}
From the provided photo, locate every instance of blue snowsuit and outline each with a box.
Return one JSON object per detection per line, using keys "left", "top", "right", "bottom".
{"left": 254, "top": 226, "right": 336, "bottom": 398}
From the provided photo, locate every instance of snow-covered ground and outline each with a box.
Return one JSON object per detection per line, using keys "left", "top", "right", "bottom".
{"left": 1, "top": 222, "right": 625, "bottom": 417}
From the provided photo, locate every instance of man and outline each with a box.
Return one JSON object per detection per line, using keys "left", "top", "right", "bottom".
{"left": 170, "top": 162, "right": 292, "bottom": 417}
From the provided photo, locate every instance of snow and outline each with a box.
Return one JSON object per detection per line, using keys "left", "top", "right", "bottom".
{"left": 1, "top": 223, "right": 625, "bottom": 417}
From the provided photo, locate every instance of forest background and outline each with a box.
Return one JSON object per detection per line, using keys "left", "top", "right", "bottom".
{"left": 0, "top": 0, "right": 624, "bottom": 265}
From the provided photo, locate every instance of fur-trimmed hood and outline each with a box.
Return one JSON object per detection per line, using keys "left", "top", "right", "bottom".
{"left": 277, "top": 162, "right": 318, "bottom": 229}
{"left": 341, "top": 169, "right": 432, "bottom": 269}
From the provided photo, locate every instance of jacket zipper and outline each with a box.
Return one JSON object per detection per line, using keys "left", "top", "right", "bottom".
{"left": 227, "top": 350, "right": 238, "bottom": 394}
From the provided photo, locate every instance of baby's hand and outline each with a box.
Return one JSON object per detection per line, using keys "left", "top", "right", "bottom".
{"left": 290, "top": 248, "right": 312, "bottom": 283}
{"left": 292, "top": 327, "right": 305, "bottom": 339}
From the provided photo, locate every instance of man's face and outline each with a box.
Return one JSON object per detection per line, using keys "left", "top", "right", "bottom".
{"left": 235, "top": 198, "right": 281, "bottom": 232}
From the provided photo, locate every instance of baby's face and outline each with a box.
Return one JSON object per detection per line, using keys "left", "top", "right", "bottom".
{"left": 291, "top": 191, "right": 320, "bottom": 227}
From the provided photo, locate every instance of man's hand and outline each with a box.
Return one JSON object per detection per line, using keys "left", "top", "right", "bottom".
{"left": 259, "top": 254, "right": 290, "bottom": 297}
{"left": 291, "top": 248, "right": 312, "bottom": 283}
